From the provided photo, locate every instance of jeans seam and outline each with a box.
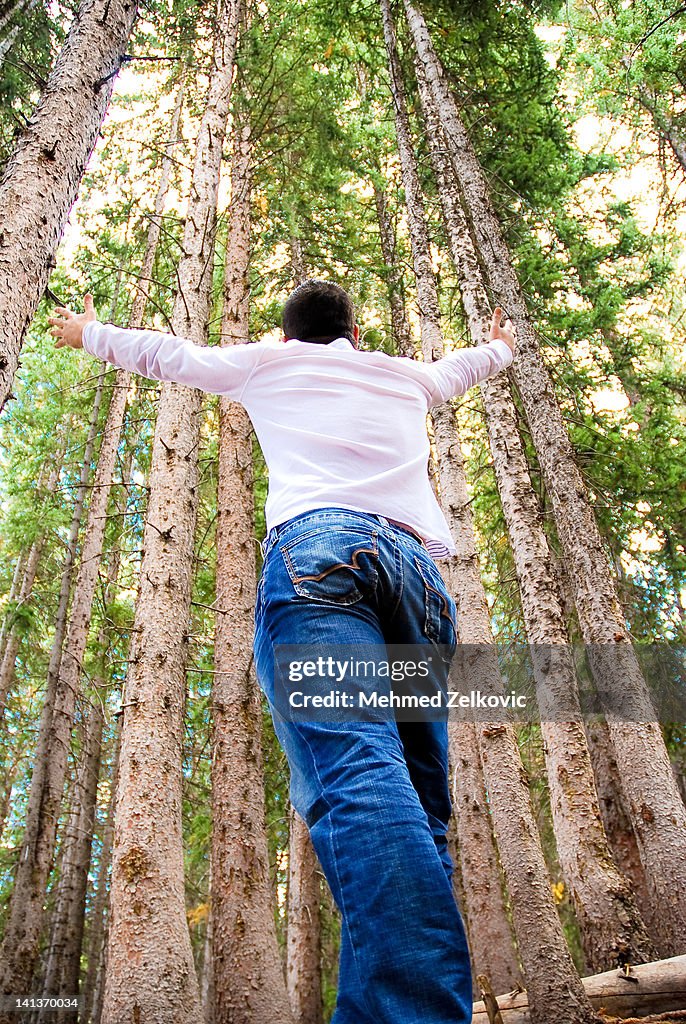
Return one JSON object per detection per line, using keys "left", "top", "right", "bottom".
{"left": 413, "top": 555, "right": 458, "bottom": 637}
{"left": 387, "top": 533, "right": 404, "bottom": 622}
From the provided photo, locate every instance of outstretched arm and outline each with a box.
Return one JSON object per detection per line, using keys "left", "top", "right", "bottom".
{"left": 48, "top": 295, "right": 262, "bottom": 401}
{"left": 426, "top": 308, "right": 516, "bottom": 406}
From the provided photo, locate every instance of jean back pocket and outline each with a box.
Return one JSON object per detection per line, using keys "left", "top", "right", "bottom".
{"left": 280, "top": 527, "right": 379, "bottom": 605}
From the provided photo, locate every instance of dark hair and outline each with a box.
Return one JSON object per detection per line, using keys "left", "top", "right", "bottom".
{"left": 282, "top": 279, "right": 356, "bottom": 345}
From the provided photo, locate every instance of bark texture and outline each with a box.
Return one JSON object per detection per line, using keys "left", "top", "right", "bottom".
{"left": 0, "top": 0, "right": 138, "bottom": 410}
{"left": 287, "top": 808, "right": 323, "bottom": 1024}
{"left": 209, "top": 106, "right": 295, "bottom": 1024}
{"left": 449, "top": 721, "right": 522, "bottom": 993}
{"left": 585, "top": 719, "right": 655, "bottom": 934}
{"left": 369, "top": 60, "right": 519, "bottom": 989}
{"left": 380, "top": 4, "right": 598, "bottom": 1020}
{"left": 101, "top": 3, "right": 242, "bottom": 1020}
{"left": 415, "top": 53, "right": 654, "bottom": 973}
{"left": 373, "top": 181, "right": 414, "bottom": 357}
{"left": 403, "top": 0, "right": 686, "bottom": 956}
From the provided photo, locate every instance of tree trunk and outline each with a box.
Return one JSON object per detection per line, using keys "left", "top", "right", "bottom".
{"left": 209, "top": 100, "right": 295, "bottom": 1024}
{"left": 287, "top": 808, "right": 323, "bottom": 1024}
{"left": 101, "top": 2, "right": 242, "bottom": 1019}
{"left": 584, "top": 719, "right": 655, "bottom": 933}
{"left": 77, "top": 448, "right": 132, "bottom": 1024}
{"left": 0, "top": 0, "right": 138, "bottom": 410}
{"left": 0, "top": 373, "right": 106, "bottom": 1013}
{"left": 0, "top": 22, "right": 20, "bottom": 74}
{"left": 0, "top": 0, "right": 30, "bottom": 39}
{"left": 81, "top": 726, "right": 120, "bottom": 1024}
{"left": 0, "top": 538, "right": 42, "bottom": 716}
{"left": 449, "top": 721, "right": 522, "bottom": 993}
{"left": 402, "top": 0, "right": 686, "bottom": 957}
{"left": 38, "top": 699, "right": 104, "bottom": 1022}
{"left": 0, "top": 451, "right": 66, "bottom": 720}
{"left": 372, "top": 182, "right": 414, "bottom": 357}
{"left": 368, "top": 99, "right": 519, "bottom": 988}
{"left": 35, "top": 82, "right": 186, "bottom": 1016}
{"left": 380, "top": 3, "right": 599, "bottom": 1020}
{"left": 414, "top": 51, "right": 655, "bottom": 972}
{"left": 125, "top": 76, "right": 185, "bottom": 335}
{"left": 445, "top": 791, "right": 466, "bottom": 917}
{"left": 289, "top": 233, "right": 307, "bottom": 288}
{"left": 0, "top": 753, "right": 20, "bottom": 847}
{"left": 200, "top": 861, "right": 214, "bottom": 1024}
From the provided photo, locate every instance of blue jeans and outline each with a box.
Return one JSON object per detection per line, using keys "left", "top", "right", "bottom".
{"left": 254, "top": 507, "right": 472, "bottom": 1024}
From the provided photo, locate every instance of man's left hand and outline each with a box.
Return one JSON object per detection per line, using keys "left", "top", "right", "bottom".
{"left": 489, "top": 307, "right": 516, "bottom": 354}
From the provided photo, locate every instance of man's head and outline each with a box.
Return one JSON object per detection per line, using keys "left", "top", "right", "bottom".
{"left": 282, "top": 279, "right": 359, "bottom": 347}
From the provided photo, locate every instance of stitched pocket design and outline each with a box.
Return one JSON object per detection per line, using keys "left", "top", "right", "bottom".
{"left": 413, "top": 555, "right": 457, "bottom": 657}
{"left": 280, "top": 528, "right": 379, "bottom": 605}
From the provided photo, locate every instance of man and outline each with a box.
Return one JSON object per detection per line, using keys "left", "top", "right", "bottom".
{"left": 49, "top": 280, "right": 515, "bottom": 1024}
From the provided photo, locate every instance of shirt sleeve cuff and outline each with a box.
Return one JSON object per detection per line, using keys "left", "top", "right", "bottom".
{"left": 489, "top": 337, "right": 514, "bottom": 369}
{"left": 81, "top": 320, "right": 100, "bottom": 356}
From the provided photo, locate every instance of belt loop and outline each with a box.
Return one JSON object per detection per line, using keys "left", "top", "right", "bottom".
{"left": 377, "top": 514, "right": 390, "bottom": 528}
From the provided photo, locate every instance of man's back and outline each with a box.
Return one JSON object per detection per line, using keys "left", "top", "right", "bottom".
{"left": 241, "top": 336, "right": 445, "bottom": 553}
{"left": 80, "top": 324, "right": 513, "bottom": 556}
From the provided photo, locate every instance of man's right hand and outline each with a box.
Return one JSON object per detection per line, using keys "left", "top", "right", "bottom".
{"left": 48, "top": 293, "right": 97, "bottom": 350}
{"left": 489, "top": 307, "right": 516, "bottom": 354}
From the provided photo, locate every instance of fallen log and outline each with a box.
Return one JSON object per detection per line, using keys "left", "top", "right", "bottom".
{"left": 603, "top": 1012, "right": 686, "bottom": 1023}
{"left": 471, "top": 956, "right": 686, "bottom": 1024}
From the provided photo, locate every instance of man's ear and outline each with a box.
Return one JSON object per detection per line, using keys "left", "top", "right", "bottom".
{"left": 353, "top": 323, "right": 360, "bottom": 349}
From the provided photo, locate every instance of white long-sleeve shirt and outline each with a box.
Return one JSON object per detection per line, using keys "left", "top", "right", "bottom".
{"left": 82, "top": 322, "right": 513, "bottom": 558}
